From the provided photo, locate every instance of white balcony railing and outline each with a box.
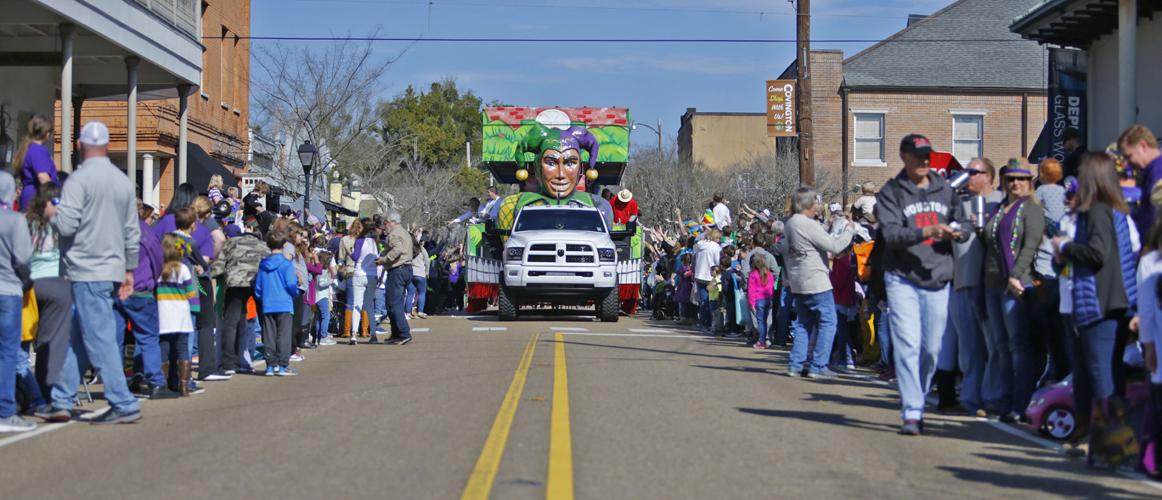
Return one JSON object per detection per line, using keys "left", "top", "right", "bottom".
{"left": 130, "top": 0, "right": 199, "bottom": 39}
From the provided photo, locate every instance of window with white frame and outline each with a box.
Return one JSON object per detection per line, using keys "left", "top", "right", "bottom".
{"left": 952, "top": 114, "right": 984, "bottom": 165}
{"left": 853, "top": 113, "right": 885, "bottom": 165}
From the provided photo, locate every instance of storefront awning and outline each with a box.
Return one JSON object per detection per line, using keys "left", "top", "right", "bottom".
{"left": 186, "top": 143, "right": 238, "bottom": 192}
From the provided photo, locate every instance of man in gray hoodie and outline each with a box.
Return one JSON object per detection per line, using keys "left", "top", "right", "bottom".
{"left": 875, "top": 134, "right": 965, "bottom": 436}
{"left": 44, "top": 121, "right": 142, "bottom": 425}
{"left": 0, "top": 171, "right": 34, "bottom": 432}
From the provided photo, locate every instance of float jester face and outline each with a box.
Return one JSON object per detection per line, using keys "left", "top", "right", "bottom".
{"left": 518, "top": 123, "right": 600, "bottom": 199}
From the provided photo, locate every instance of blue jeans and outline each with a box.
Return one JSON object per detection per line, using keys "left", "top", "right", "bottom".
{"left": 833, "top": 304, "right": 858, "bottom": 367}
{"left": 696, "top": 282, "right": 711, "bottom": 328}
{"left": 115, "top": 295, "right": 164, "bottom": 387}
{"left": 0, "top": 295, "right": 23, "bottom": 417}
{"left": 885, "top": 273, "right": 949, "bottom": 421}
{"left": 386, "top": 266, "right": 412, "bottom": 339}
{"left": 774, "top": 287, "right": 793, "bottom": 345}
{"left": 406, "top": 276, "right": 428, "bottom": 313}
{"left": 18, "top": 341, "right": 46, "bottom": 410}
{"left": 984, "top": 287, "right": 1034, "bottom": 414}
{"left": 52, "top": 282, "right": 140, "bottom": 413}
{"left": 315, "top": 297, "right": 332, "bottom": 339}
{"left": 789, "top": 291, "right": 838, "bottom": 374}
{"left": 1068, "top": 316, "right": 1118, "bottom": 425}
{"left": 950, "top": 287, "right": 988, "bottom": 412}
{"left": 876, "top": 300, "right": 892, "bottom": 367}
{"left": 375, "top": 287, "right": 387, "bottom": 325}
{"left": 753, "top": 299, "right": 772, "bottom": 344}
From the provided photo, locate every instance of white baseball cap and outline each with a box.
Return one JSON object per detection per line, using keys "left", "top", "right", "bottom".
{"left": 79, "top": 121, "right": 110, "bottom": 146}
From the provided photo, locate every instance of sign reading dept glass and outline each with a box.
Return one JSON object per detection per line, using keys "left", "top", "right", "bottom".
{"left": 766, "top": 80, "right": 797, "bottom": 137}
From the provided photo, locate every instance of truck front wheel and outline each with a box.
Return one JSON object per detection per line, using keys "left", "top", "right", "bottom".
{"left": 499, "top": 286, "right": 519, "bottom": 321}
{"left": 598, "top": 287, "right": 619, "bottom": 323}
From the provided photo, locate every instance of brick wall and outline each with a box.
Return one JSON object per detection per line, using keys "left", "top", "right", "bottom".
{"left": 804, "top": 50, "right": 1047, "bottom": 199}
{"left": 835, "top": 92, "right": 1046, "bottom": 194}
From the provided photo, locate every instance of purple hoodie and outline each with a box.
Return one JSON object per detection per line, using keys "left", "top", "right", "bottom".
{"left": 152, "top": 213, "right": 214, "bottom": 262}
{"left": 134, "top": 219, "right": 163, "bottom": 293}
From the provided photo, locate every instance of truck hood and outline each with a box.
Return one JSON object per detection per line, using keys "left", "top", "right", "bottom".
{"left": 507, "top": 230, "right": 613, "bottom": 248}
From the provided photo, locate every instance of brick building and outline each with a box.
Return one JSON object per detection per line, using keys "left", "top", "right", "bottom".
{"left": 678, "top": 0, "right": 1049, "bottom": 199}
{"left": 67, "top": 0, "right": 250, "bottom": 208}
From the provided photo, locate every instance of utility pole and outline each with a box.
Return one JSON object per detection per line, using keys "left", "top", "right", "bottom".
{"left": 796, "top": 0, "right": 814, "bottom": 187}
{"left": 656, "top": 119, "right": 662, "bottom": 151}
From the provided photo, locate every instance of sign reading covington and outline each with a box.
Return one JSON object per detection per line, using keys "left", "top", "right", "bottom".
{"left": 766, "top": 79, "right": 797, "bottom": 137}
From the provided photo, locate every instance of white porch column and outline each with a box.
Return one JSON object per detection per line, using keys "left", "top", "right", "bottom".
{"left": 126, "top": 56, "right": 139, "bottom": 190}
{"left": 1118, "top": 0, "right": 1137, "bottom": 129}
{"left": 59, "top": 24, "right": 75, "bottom": 173}
{"left": 142, "top": 153, "right": 156, "bottom": 207}
{"left": 178, "top": 84, "right": 191, "bottom": 185}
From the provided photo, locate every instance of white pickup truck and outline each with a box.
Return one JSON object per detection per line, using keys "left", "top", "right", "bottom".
{"left": 498, "top": 205, "right": 621, "bottom": 322}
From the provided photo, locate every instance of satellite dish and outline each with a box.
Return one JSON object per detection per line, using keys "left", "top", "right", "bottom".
{"left": 535, "top": 109, "right": 571, "bottom": 130}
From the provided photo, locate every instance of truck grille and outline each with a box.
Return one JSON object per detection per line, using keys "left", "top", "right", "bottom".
{"left": 523, "top": 242, "right": 599, "bottom": 265}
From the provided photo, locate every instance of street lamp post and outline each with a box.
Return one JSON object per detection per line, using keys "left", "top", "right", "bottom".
{"left": 631, "top": 119, "right": 663, "bottom": 151}
{"left": 297, "top": 140, "right": 317, "bottom": 223}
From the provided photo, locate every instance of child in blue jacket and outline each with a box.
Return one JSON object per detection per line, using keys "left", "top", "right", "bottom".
{"left": 255, "top": 230, "right": 299, "bottom": 377}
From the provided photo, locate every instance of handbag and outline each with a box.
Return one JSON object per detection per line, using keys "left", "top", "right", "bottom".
{"left": 21, "top": 288, "right": 38, "bottom": 343}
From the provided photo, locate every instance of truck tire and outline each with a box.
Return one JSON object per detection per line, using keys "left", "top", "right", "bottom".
{"left": 598, "top": 287, "right": 619, "bottom": 323}
{"left": 498, "top": 286, "right": 519, "bottom": 321}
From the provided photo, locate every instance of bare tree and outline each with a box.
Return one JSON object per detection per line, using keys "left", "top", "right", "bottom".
{"left": 250, "top": 33, "right": 411, "bottom": 189}
{"left": 621, "top": 141, "right": 839, "bottom": 235}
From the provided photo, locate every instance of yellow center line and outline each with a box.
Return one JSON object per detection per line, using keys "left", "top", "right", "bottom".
{"left": 461, "top": 333, "right": 540, "bottom": 500}
{"left": 547, "top": 332, "right": 574, "bottom": 500}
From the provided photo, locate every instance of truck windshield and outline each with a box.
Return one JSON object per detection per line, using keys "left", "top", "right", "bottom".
{"left": 514, "top": 209, "right": 606, "bottom": 233}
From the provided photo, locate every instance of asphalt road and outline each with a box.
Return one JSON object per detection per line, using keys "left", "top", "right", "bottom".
{"left": 3, "top": 311, "right": 1160, "bottom": 499}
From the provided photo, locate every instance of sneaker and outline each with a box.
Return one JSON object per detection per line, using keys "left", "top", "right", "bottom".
{"left": 0, "top": 414, "right": 38, "bottom": 432}
{"left": 204, "top": 373, "right": 232, "bottom": 381}
{"left": 223, "top": 370, "right": 237, "bottom": 376}
{"left": 368, "top": 336, "right": 381, "bottom": 345}
{"left": 319, "top": 338, "right": 337, "bottom": 346}
{"left": 33, "top": 405, "right": 72, "bottom": 423}
{"left": 90, "top": 408, "right": 142, "bottom": 425}
{"left": 348, "top": 338, "right": 357, "bottom": 346}
{"left": 289, "top": 353, "right": 305, "bottom": 362}
{"left": 999, "top": 411, "right": 1021, "bottom": 424}
{"left": 264, "top": 366, "right": 276, "bottom": 377}
{"left": 845, "top": 364, "right": 856, "bottom": 371}
{"left": 405, "top": 314, "right": 412, "bottom": 320}
{"left": 137, "top": 383, "right": 179, "bottom": 400}
{"left": 974, "top": 409, "right": 989, "bottom": 418}
{"left": 388, "top": 337, "right": 412, "bottom": 346}
{"left": 189, "top": 382, "right": 206, "bottom": 395}
{"left": 787, "top": 368, "right": 802, "bottom": 378}
{"left": 899, "top": 419, "right": 921, "bottom": 436}
{"left": 416, "top": 312, "right": 428, "bottom": 319}
{"left": 277, "top": 366, "right": 297, "bottom": 377}
{"left": 807, "top": 369, "right": 838, "bottom": 380}
{"left": 753, "top": 342, "right": 766, "bottom": 350}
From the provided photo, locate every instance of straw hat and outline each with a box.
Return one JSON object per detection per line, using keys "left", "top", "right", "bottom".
{"left": 617, "top": 189, "right": 633, "bottom": 203}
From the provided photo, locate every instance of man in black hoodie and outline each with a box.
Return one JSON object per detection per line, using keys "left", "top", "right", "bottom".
{"left": 875, "top": 134, "right": 966, "bottom": 436}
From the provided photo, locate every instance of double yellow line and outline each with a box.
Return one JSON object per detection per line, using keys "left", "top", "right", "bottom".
{"left": 461, "top": 333, "right": 574, "bottom": 500}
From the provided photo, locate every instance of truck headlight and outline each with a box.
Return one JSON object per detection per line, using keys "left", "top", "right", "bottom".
{"left": 598, "top": 248, "right": 616, "bottom": 262}
{"left": 506, "top": 247, "right": 524, "bottom": 261}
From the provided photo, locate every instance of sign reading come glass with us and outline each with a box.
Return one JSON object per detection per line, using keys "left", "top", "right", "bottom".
{"left": 766, "top": 80, "right": 796, "bottom": 138}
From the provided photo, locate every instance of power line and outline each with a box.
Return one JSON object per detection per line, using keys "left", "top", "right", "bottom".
{"left": 207, "top": 36, "right": 1030, "bottom": 43}
{"left": 273, "top": 0, "right": 1019, "bottom": 21}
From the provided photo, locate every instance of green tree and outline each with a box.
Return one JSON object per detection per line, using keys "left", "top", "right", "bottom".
{"left": 376, "top": 78, "right": 483, "bottom": 167}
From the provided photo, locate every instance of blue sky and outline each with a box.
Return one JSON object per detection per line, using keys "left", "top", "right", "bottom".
{"left": 251, "top": 0, "right": 951, "bottom": 149}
